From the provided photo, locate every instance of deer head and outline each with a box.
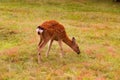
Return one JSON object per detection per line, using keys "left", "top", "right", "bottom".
{"left": 71, "top": 37, "right": 80, "bottom": 54}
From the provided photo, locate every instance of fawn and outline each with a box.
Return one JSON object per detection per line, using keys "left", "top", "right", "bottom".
{"left": 36, "top": 20, "right": 80, "bottom": 63}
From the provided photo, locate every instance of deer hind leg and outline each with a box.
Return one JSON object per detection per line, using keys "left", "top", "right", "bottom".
{"left": 58, "top": 40, "right": 64, "bottom": 58}
{"left": 38, "top": 39, "right": 50, "bottom": 64}
{"left": 38, "top": 35, "right": 43, "bottom": 46}
{"left": 46, "top": 39, "right": 53, "bottom": 57}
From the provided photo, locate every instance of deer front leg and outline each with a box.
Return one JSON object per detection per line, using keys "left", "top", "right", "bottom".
{"left": 38, "top": 39, "right": 49, "bottom": 64}
{"left": 58, "top": 40, "right": 64, "bottom": 58}
{"left": 46, "top": 39, "right": 53, "bottom": 57}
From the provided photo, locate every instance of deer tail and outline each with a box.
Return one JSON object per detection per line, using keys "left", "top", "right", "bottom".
{"left": 36, "top": 26, "right": 44, "bottom": 35}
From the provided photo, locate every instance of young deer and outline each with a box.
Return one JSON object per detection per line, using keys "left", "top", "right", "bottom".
{"left": 36, "top": 20, "right": 80, "bottom": 63}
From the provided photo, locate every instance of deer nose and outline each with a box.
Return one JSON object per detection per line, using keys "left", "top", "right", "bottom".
{"left": 77, "top": 51, "right": 80, "bottom": 54}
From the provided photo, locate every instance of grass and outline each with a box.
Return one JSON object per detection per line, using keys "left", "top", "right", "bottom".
{"left": 0, "top": 0, "right": 120, "bottom": 80}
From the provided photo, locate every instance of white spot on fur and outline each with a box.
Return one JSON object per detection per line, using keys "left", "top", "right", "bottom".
{"left": 36, "top": 28, "right": 43, "bottom": 33}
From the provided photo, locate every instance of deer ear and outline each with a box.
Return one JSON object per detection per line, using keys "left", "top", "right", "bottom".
{"left": 72, "top": 37, "right": 76, "bottom": 44}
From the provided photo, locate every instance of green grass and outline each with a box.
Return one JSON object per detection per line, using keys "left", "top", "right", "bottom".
{"left": 0, "top": 0, "right": 120, "bottom": 80}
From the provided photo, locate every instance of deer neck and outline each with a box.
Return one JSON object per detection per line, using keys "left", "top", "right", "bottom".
{"left": 63, "top": 36, "right": 73, "bottom": 48}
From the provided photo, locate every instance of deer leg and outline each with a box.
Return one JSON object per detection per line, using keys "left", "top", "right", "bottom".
{"left": 38, "top": 39, "right": 49, "bottom": 64}
{"left": 46, "top": 39, "right": 53, "bottom": 57}
{"left": 38, "top": 36, "right": 43, "bottom": 46}
{"left": 58, "top": 40, "right": 64, "bottom": 58}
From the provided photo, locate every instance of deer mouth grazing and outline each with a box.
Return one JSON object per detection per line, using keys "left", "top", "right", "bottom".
{"left": 77, "top": 51, "right": 80, "bottom": 54}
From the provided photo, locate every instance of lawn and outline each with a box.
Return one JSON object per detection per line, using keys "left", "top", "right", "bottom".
{"left": 0, "top": 0, "right": 120, "bottom": 80}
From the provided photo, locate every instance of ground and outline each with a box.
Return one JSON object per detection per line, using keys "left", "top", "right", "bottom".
{"left": 0, "top": 0, "right": 120, "bottom": 80}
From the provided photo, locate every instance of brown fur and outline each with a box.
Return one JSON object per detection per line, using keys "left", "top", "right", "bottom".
{"left": 37, "top": 20, "right": 80, "bottom": 63}
{"left": 40, "top": 20, "right": 66, "bottom": 40}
